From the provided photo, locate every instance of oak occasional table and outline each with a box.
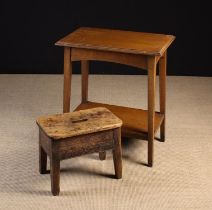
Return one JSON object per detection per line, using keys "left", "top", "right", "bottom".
{"left": 55, "top": 27, "right": 175, "bottom": 167}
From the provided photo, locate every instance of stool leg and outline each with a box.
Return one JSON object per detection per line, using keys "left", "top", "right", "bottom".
{"left": 39, "top": 131, "right": 47, "bottom": 174}
{"left": 50, "top": 157, "right": 60, "bottom": 196}
{"left": 159, "top": 51, "right": 167, "bottom": 142}
{"left": 99, "top": 151, "right": 106, "bottom": 160}
{"left": 113, "top": 128, "right": 122, "bottom": 179}
{"left": 39, "top": 144, "right": 47, "bottom": 174}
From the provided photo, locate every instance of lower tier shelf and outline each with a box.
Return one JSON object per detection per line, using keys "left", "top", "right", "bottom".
{"left": 74, "top": 101, "right": 164, "bottom": 139}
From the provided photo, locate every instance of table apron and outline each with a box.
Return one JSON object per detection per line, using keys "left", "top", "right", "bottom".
{"left": 71, "top": 48, "right": 153, "bottom": 70}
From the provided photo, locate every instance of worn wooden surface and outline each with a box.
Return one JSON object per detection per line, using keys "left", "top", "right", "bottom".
{"left": 39, "top": 129, "right": 51, "bottom": 156}
{"left": 75, "top": 101, "right": 164, "bottom": 139}
{"left": 38, "top": 107, "right": 123, "bottom": 195}
{"left": 37, "top": 107, "right": 122, "bottom": 140}
{"left": 56, "top": 27, "right": 175, "bottom": 56}
{"left": 52, "top": 130, "right": 114, "bottom": 160}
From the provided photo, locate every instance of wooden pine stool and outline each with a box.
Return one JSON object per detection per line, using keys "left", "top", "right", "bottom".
{"left": 36, "top": 107, "right": 122, "bottom": 196}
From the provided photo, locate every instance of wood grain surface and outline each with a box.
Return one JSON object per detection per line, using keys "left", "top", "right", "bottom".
{"left": 55, "top": 27, "right": 175, "bottom": 56}
{"left": 37, "top": 107, "right": 122, "bottom": 140}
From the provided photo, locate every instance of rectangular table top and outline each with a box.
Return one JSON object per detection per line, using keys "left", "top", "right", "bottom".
{"left": 37, "top": 107, "right": 122, "bottom": 140}
{"left": 55, "top": 27, "right": 175, "bottom": 56}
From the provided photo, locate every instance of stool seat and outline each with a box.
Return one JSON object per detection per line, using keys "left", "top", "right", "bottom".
{"left": 37, "top": 107, "right": 122, "bottom": 139}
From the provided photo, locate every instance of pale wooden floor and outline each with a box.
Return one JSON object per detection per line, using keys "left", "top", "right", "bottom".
{"left": 0, "top": 75, "right": 212, "bottom": 209}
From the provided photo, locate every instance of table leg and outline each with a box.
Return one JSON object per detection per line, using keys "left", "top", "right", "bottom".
{"left": 81, "top": 60, "right": 89, "bottom": 103}
{"left": 113, "top": 128, "right": 122, "bottom": 179}
{"left": 147, "top": 56, "right": 156, "bottom": 167}
{"left": 159, "top": 51, "right": 167, "bottom": 142}
{"left": 63, "top": 47, "right": 72, "bottom": 113}
{"left": 81, "top": 60, "right": 107, "bottom": 160}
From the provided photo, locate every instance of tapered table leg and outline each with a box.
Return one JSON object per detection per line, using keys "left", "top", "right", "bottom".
{"left": 81, "top": 60, "right": 89, "bottom": 103}
{"left": 63, "top": 47, "right": 72, "bottom": 113}
{"left": 159, "top": 51, "right": 167, "bottom": 142}
{"left": 147, "top": 56, "right": 157, "bottom": 167}
{"left": 113, "top": 128, "right": 122, "bottom": 179}
{"left": 81, "top": 60, "right": 108, "bottom": 161}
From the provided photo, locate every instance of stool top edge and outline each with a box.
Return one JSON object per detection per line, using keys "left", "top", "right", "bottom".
{"left": 36, "top": 107, "right": 122, "bottom": 140}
